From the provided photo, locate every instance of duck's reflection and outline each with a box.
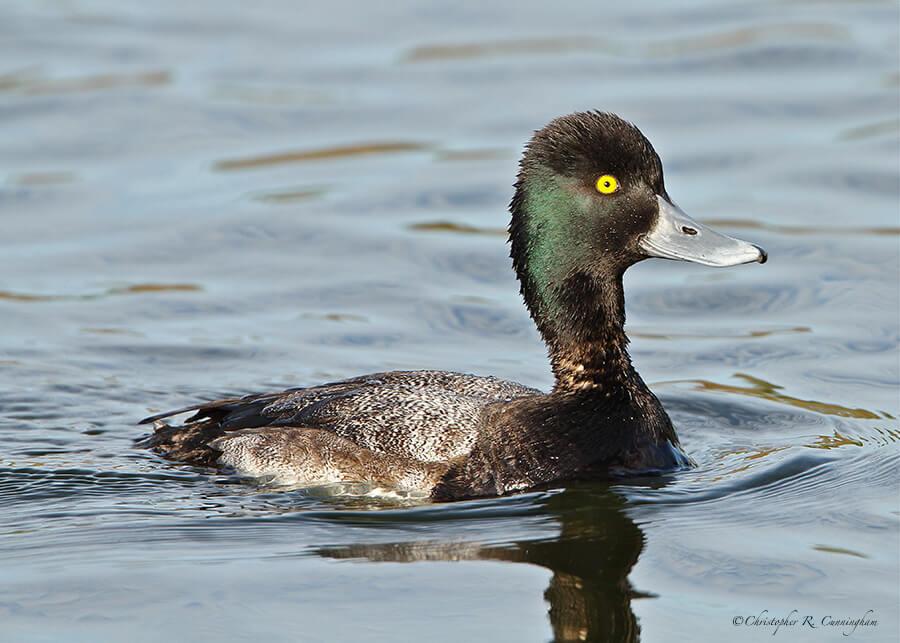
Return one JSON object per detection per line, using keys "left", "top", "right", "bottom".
{"left": 315, "top": 487, "right": 646, "bottom": 642}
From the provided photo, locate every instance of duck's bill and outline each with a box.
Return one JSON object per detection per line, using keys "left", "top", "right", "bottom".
{"left": 639, "top": 196, "right": 767, "bottom": 267}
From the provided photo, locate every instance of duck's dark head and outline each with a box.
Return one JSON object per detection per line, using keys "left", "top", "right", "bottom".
{"left": 509, "top": 111, "right": 766, "bottom": 388}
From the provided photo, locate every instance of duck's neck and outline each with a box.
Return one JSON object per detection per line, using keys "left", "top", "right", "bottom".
{"left": 540, "top": 271, "right": 640, "bottom": 394}
{"left": 509, "top": 170, "right": 644, "bottom": 396}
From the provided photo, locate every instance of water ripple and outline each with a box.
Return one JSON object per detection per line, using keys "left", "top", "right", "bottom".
{"left": 401, "top": 22, "right": 850, "bottom": 62}
{"left": 214, "top": 142, "right": 430, "bottom": 171}
{"left": 630, "top": 282, "right": 815, "bottom": 316}
{"left": 416, "top": 299, "right": 532, "bottom": 340}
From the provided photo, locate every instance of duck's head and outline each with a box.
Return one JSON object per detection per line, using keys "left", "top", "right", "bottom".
{"left": 509, "top": 111, "right": 766, "bottom": 349}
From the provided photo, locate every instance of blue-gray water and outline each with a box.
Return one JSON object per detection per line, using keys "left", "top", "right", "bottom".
{"left": 1, "top": 1, "right": 898, "bottom": 641}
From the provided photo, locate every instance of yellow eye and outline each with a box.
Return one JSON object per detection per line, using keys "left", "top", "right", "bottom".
{"left": 595, "top": 175, "right": 619, "bottom": 194}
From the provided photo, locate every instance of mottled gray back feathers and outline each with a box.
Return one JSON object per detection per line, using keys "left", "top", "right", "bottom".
{"left": 141, "top": 370, "right": 541, "bottom": 465}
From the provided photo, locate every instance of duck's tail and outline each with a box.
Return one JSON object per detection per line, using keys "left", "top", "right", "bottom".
{"left": 136, "top": 419, "right": 225, "bottom": 467}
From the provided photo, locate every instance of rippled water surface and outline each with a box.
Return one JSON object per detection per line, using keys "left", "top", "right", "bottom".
{"left": 2, "top": 1, "right": 898, "bottom": 641}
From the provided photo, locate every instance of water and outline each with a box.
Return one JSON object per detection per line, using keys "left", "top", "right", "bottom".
{"left": 1, "top": 0, "right": 898, "bottom": 641}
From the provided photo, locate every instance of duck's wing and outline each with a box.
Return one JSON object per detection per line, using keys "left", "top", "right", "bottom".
{"left": 138, "top": 370, "right": 541, "bottom": 466}
{"left": 138, "top": 389, "right": 297, "bottom": 427}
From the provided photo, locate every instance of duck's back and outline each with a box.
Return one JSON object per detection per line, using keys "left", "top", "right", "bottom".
{"left": 140, "top": 370, "right": 542, "bottom": 468}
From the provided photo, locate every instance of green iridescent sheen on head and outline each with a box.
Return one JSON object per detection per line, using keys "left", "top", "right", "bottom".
{"left": 520, "top": 170, "right": 595, "bottom": 319}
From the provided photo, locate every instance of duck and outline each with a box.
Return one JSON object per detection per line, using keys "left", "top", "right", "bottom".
{"left": 138, "top": 111, "right": 766, "bottom": 501}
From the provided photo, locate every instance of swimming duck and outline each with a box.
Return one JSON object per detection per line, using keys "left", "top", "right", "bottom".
{"left": 139, "top": 111, "right": 766, "bottom": 500}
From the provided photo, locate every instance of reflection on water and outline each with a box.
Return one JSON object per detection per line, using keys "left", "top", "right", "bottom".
{"left": 251, "top": 187, "right": 328, "bottom": 203}
{"left": 0, "top": 283, "right": 202, "bottom": 302}
{"left": 702, "top": 219, "right": 900, "bottom": 236}
{"left": 11, "top": 171, "right": 76, "bottom": 185}
{"left": 407, "top": 220, "right": 506, "bottom": 235}
{"left": 1, "top": 69, "right": 170, "bottom": 95}
{"left": 214, "top": 142, "right": 429, "bottom": 171}
{"left": 629, "top": 325, "right": 811, "bottom": 340}
{"left": 316, "top": 488, "right": 645, "bottom": 643}
{"left": 670, "top": 373, "right": 889, "bottom": 419}
{"left": 839, "top": 118, "right": 900, "bottom": 140}
{"left": 402, "top": 22, "right": 848, "bottom": 62}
